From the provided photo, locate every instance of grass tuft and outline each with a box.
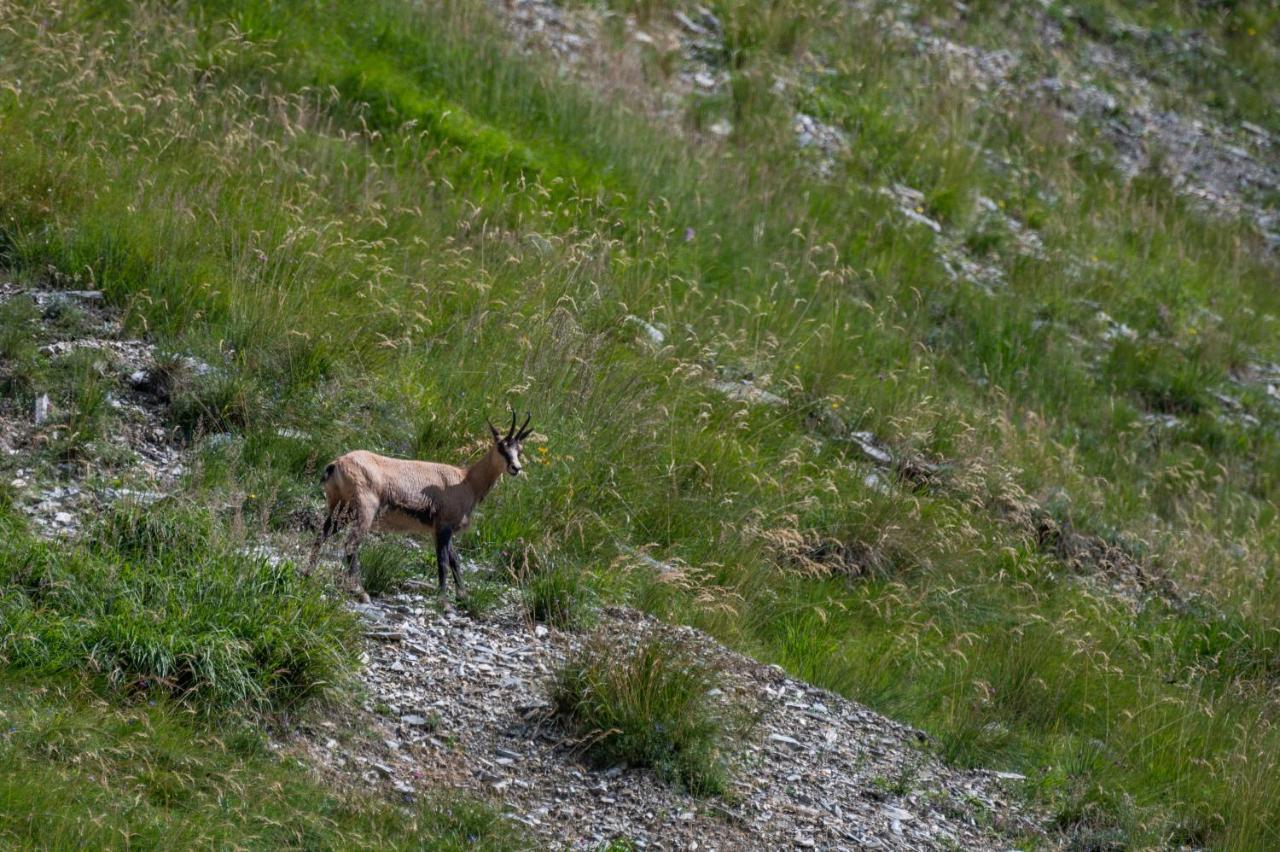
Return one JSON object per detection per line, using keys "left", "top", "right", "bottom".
{"left": 0, "top": 672, "right": 530, "bottom": 849}
{"left": 357, "top": 538, "right": 423, "bottom": 598}
{"left": 552, "top": 637, "right": 738, "bottom": 795}
{"left": 523, "top": 566, "right": 598, "bottom": 631}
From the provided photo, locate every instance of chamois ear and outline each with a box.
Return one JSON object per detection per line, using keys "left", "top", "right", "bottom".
{"left": 487, "top": 417, "right": 502, "bottom": 443}
{"left": 515, "top": 412, "right": 532, "bottom": 441}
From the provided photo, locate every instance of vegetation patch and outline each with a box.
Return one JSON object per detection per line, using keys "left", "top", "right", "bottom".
{"left": 0, "top": 672, "right": 529, "bottom": 849}
{"left": 356, "top": 537, "right": 425, "bottom": 598}
{"left": 523, "top": 565, "right": 598, "bottom": 630}
{"left": 0, "top": 506, "right": 354, "bottom": 713}
{"left": 552, "top": 638, "right": 739, "bottom": 795}
{"left": 0, "top": 0, "right": 1279, "bottom": 843}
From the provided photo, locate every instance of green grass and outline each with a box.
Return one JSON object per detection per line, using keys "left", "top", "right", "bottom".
{"left": 0, "top": 0, "right": 1278, "bottom": 845}
{"left": 1, "top": 502, "right": 353, "bottom": 713}
{"left": 0, "top": 672, "right": 528, "bottom": 850}
{"left": 552, "top": 638, "right": 738, "bottom": 796}
{"left": 357, "top": 538, "right": 426, "bottom": 597}
{"left": 522, "top": 565, "right": 598, "bottom": 630}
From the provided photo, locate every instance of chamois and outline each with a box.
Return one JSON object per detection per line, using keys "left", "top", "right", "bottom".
{"left": 309, "top": 411, "right": 533, "bottom": 601}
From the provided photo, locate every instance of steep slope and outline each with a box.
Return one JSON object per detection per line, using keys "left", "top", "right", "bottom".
{"left": 1, "top": 0, "right": 1279, "bottom": 847}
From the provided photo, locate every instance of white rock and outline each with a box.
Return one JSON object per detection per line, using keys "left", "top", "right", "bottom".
{"left": 708, "top": 119, "right": 733, "bottom": 138}
{"left": 624, "top": 315, "right": 666, "bottom": 345}
{"left": 33, "top": 394, "right": 51, "bottom": 425}
{"left": 769, "top": 733, "right": 805, "bottom": 750}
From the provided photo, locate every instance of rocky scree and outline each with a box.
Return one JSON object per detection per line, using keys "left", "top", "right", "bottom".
{"left": 0, "top": 281, "right": 202, "bottom": 535}
{"left": 496, "top": 0, "right": 1279, "bottom": 262}
{"left": 286, "top": 588, "right": 1043, "bottom": 850}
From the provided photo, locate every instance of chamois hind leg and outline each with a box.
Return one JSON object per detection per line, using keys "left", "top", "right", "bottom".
{"left": 305, "top": 500, "right": 344, "bottom": 575}
{"left": 342, "top": 497, "right": 376, "bottom": 603}
{"left": 435, "top": 527, "right": 453, "bottom": 598}
{"left": 448, "top": 540, "right": 465, "bottom": 599}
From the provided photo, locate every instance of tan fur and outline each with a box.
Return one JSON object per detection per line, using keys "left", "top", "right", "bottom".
{"left": 322, "top": 447, "right": 507, "bottom": 536}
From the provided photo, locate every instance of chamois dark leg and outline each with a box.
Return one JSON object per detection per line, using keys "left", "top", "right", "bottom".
{"left": 305, "top": 502, "right": 343, "bottom": 575}
{"left": 435, "top": 526, "right": 453, "bottom": 597}
{"left": 342, "top": 499, "right": 375, "bottom": 603}
{"left": 448, "top": 541, "right": 465, "bottom": 598}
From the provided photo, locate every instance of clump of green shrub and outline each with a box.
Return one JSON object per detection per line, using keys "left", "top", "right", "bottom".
{"left": 90, "top": 499, "right": 215, "bottom": 561}
{"left": 522, "top": 566, "right": 597, "bottom": 630}
{"left": 356, "top": 538, "right": 422, "bottom": 597}
{"left": 0, "top": 506, "right": 355, "bottom": 713}
{"left": 458, "top": 578, "right": 507, "bottom": 620}
{"left": 551, "top": 638, "right": 737, "bottom": 795}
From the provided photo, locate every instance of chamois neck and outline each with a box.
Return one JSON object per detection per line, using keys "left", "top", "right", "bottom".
{"left": 464, "top": 446, "right": 505, "bottom": 501}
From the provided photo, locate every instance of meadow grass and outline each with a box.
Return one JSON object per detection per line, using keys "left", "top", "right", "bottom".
{"left": 0, "top": 673, "right": 528, "bottom": 850}
{"left": 0, "top": 0, "right": 1278, "bottom": 845}
{"left": 522, "top": 565, "right": 599, "bottom": 630}
{"left": 1, "top": 502, "right": 354, "bottom": 713}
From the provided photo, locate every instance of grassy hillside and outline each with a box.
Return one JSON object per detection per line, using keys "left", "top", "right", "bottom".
{"left": 1, "top": 0, "right": 1278, "bottom": 847}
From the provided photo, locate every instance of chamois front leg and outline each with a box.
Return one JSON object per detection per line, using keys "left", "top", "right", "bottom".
{"left": 448, "top": 540, "right": 465, "bottom": 598}
{"left": 435, "top": 526, "right": 453, "bottom": 598}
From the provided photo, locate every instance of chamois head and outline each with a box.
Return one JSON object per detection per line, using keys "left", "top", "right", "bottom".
{"left": 487, "top": 410, "right": 533, "bottom": 476}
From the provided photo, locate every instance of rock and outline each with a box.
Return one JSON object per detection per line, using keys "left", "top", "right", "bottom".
{"left": 708, "top": 119, "right": 733, "bottom": 138}
{"left": 769, "top": 733, "right": 805, "bottom": 751}
{"left": 881, "top": 805, "right": 914, "bottom": 822}
{"left": 624, "top": 315, "right": 666, "bottom": 345}
{"left": 673, "top": 10, "right": 707, "bottom": 36}
{"left": 901, "top": 207, "right": 943, "bottom": 233}
{"left": 863, "top": 472, "right": 890, "bottom": 494}
{"left": 1241, "top": 121, "right": 1269, "bottom": 141}
{"left": 714, "top": 380, "right": 785, "bottom": 407}
{"left": 848, "top": 432, "right": 893, "bottom": 466}
{"left": 33, "top": 394, "right": 51, "bottom": 425}
{"left": 401, "top": 714, "right": 432, "bottom": 728}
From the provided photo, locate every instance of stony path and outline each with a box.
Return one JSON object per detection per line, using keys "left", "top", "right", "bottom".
{"left": 290, "top": 592, "right": 1040, "bottom": 850}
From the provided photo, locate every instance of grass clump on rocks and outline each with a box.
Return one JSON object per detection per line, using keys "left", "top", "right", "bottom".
{"left": 552, "top": 637, "right": 737, "bottom": 795}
